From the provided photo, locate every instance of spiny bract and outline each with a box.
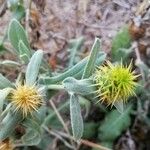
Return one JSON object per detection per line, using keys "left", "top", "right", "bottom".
{"left": 94, "top": 61, "right": 138, "bottom": 106}
{"left": 11, "top": 84, "right": 42, "bottom": 117}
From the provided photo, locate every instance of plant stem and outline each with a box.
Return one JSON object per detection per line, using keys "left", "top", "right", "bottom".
{"left": 47, "top": 84, "right": 64, "bottom": 90}
{"left": 42, "top": 126, "right": 75, "bottom": 150}
{"left": 49, "top": 99, "right": 76, "bottom": 149}
{"left": 49, "top": 99, "right": 69, "bottom": 134}
{"left": 55, "top": 130, "right": 112, "bottom": 150}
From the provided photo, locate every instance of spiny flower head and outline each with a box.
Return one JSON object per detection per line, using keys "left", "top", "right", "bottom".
{"left": 0, "top": 139, "right": 14, "bottom": 150}
{"left": 94, "top": 61, "right": 138, "bottom": 106}
{"left": 11, "top": 83, "right": 43, "bottom": 117}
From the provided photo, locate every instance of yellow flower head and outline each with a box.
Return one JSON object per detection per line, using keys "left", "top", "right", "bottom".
{"left": 0, "top": 139, "right": 14, "bottom": 150}
{"left": 94, "top": 61, "right": 138, "bottom": 106}
{"left": 11, "top": 84, "right": 43, "bottom": 117}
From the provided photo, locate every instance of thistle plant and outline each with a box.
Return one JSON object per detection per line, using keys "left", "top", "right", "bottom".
{"left": 0, "top": 18, "right": 140, "bottom": 150}
{"left": 0, "top": 19, "right": 106, "bottom": 145}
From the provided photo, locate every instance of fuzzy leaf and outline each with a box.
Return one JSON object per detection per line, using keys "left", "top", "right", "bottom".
{"left": 39, "top": 54, "right": 90, "bottom": 85}
{"left": 8, "top": 19, "right": 30, "bottom": 53}
{"left": 0, "top": 88, "right": 12, "bottom": 114}
{"left": 39, "top": 52, "right": 106, "bottom": 85}
{"left": 22, "top": 129, "right": 41, "bottom": 145}
{"left": 18, "top": 40, "right": 31, "bottom": 63}
{"left": 22, "top": 119, "right": 41, "bottom": 146}
{"left": 98, "top": 105, "right": 132, "bottom": 141}
{"left": 70, "top": 94, "right": 83, "bottom": 140}
{"left": 25, "top": 50, "right": 43, "bottom": 85}
{"left": 0, "top": 111, "right": 22, "bottom": 140}
{"left": 63, "top": 77, "right": 95, "bottom": 95}
{"left": 82, "top": 38, "right": 100, "bottom": 78}
{"left": 0, "top": 74, "right": 14, "bottom": 89}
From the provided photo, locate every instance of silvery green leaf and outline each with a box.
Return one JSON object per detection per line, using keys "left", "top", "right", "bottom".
{"left": 0, "top": 88, "right": 12, "bottom": 114}
{"left": 63, "top": 77, "right": 95, "bottom": 95}
{"left": 25, "top": 50, "right": 43, "bottom": 85}
{"left": 0, "top": 111, "right": 22, "bottom": 140}
{"left": 0, "top": 74, "right": 14, "bottom": 89}
{"left": 98, "top": 105, "right": 132, "bottom": 142}
{"left": 22, "top": 128, "right": 41, "bottom": 145}
{"left": 82, "top": 38, "right": 100, "bottom": 79}
{"left": 39, "top": 52, "right": 106, "bottom": 85}
{"left": 39, "top": 54, "right": 89, "bottom": 84}
{"left": 22, "top": 118, "right": 41, "bottom": 146}
{"left": 8, "top": 19, "right": 30, "bottom": 53}
{"left": 18, "top": 40, "right": 31, "bottom": 63}
{"left": 70, "top": 94, "right": 83, "bottom": 140}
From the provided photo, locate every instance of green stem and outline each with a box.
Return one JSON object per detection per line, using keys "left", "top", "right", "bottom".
{"left": 47, "top": 84, "right": 64, "bottom": 90}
